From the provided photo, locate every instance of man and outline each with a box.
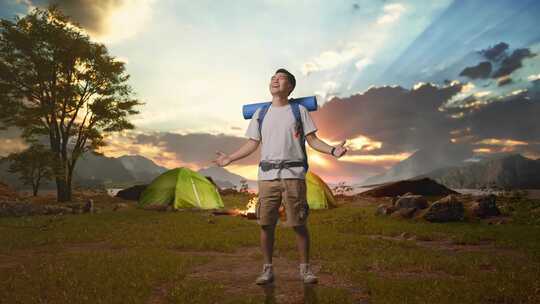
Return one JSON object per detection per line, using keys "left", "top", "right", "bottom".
{"left": 213, "top": 68, "right": 347, "bottom": 285}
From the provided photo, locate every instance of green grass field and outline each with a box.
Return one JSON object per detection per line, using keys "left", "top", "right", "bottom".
{"left": 1, "top": 192, "right": 539, "bottom": 303}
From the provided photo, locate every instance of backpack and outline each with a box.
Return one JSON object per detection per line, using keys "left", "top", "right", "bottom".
{"left": 256, "top": 102, "right": 309, "bottom": 172}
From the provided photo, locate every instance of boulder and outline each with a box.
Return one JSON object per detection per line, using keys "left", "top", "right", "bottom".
{"left": 360, "top": 178, "right": 458, "bottom": 198}
{"left": 0, "top": 201, "right": 71, "bottom": 217}
{"left": 0, "top": 182, "right": 19, "bottom": 201}
{"left": 84, "top": 199, "right": 94, "bottom": 213}
{"left": 390, "top": 207, "right": 418, "bottom": 219}
{"left": 422, "top": 195, "right": 464, "bottom": 222}
{"left": 470, "top": 194, "right": 500, "bottom": 218}
{"left": 113, "top": 202, "right": 130, "bottom": 211}
{"left": 395, "top": 195, "right": 429, "bottom": 210}
{"left": 115, "top": 185, "right": 147, "bottom": 201}
{"left": 375, "top": 204, "right": 397, "bottom": 216}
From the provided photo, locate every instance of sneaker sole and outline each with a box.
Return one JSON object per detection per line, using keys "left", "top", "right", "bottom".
{"left": 255, "top": 277, "right": 274, "bottom": 285}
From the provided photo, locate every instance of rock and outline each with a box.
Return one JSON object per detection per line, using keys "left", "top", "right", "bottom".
{"left": 470, "top": 194, "right": 500, "bottom": 218}
{"left": 375, "top": 204, "right": 397, "bottom": 216}
{"left": 395, "top": 195, "right": 429, "bottom": 210}
{"left": 423, "top": 195, "right": 464, "bottom": 222}
{"left": 115, "top": 185, "right": 147, "bottom": 201}
{"left": 361, "top": 178, "right": 459, "bottom": 197}
{"left": 391, "top": 207, "right": 418, "bottom": 219}
{"left": 400, "top": 232, "right": 412, "bottom": 239}
{"left": 0, "top": 201, "right": 71, "bottom": 217}
{"left": 113, "top": 202, "right": 130, "bottom": 211}
{"left": 43, "top": 205, "right": 72, "bottom": 215}
{"left": 0, "top": 183, "right": 19, "bottom": 201}
{"left": 84, "top": 199, "right": 94, "bottom": 213}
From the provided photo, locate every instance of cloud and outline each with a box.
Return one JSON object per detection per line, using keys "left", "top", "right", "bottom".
{"left": 301, "top": 43, "right": 365, "bottom": 75}
{"left": 480, "top": 42, "right": 509, "bottom": 61}
{"left": 355, "top": 57, "right": 372, "bottom": 72}
{"left": 527, "top": 74, "right": 540, "bottom": 81}
{"left": 26, "top": 0, "right": 155, "bottom": 43}
{"left": 377, "top": 3, "right": 406, "bottom": 25}
{"left": 492, "top": 48, "right": 536, "bottom": 78}
{"left": 311, "top": 82, "right": 464, "bottom": 153}
{"left": 496, "top": 76, "right": 512, "bottom": 87}
{"left": 314, "top": 81, "right": 341, "bottom": 101}
{"left": 132, "top": 132, "right": 260, "bottom": 168}
{"left": 459, "top": 61, "right": 492, "bottom": 79}
{"left": 0, "top": 128, "right": 27, "bottom": 157}
{"left": 463, "top": 92, "right": 540, "bottom": 143}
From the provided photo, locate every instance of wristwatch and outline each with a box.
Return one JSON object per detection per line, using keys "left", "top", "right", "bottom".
{"left": 331, "top": 147, "right": 336, "bottom": 156}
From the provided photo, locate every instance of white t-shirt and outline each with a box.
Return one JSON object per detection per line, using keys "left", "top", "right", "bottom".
{"left": 245, "top": 103, "right": 318, "bottom": 180}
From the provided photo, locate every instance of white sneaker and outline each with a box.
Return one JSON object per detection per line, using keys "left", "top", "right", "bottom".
{"left": 255, "top": 264, "right": 274, "bottom": 285}
{"left": 299, "top": 263, "right": 318, "bottom": 284}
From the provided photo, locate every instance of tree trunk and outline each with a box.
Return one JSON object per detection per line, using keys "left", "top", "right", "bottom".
{"left": 56, "top": 177, "right": 69, "bottom": 202}
{"left": 33, "top": 175, "right": 41, "bottom": 197}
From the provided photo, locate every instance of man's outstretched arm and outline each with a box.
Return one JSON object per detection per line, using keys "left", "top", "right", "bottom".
{"left": 305, "top": 133, "right": 347, "bottom": 158}
{"left": 213, "top": 139, "right": 260, "bottom": 167}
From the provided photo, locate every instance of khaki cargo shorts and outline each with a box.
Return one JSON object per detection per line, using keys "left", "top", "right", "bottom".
{"left": 256, "top": 178, "right": 309, "bottom": 227}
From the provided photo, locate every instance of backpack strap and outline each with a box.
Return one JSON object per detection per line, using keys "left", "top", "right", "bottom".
{"left": 290, "top": 102, "right": 309, "bottom": 172}
{"left": 257, "top": 104, "right": 270, "bottom": 139}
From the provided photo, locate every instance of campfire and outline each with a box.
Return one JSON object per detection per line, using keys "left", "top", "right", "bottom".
{"left": 213, "top": 196, "right": 286, "bottom": 220}
{"left": 213, "top": 196, "right": 257, "bottom": 219}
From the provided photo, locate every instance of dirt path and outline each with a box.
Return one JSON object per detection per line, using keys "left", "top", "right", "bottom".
{"left": 147, "top": 247, "right": 370, "bottom": 304}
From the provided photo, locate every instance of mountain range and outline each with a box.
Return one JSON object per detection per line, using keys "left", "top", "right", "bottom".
{"left": 0, "top": 152, "right": 258, "bottom": 191}
{"left": 416, "top": 153, "right": 540, "bottom": 189}
{"left": 0, "top": 153, "right": 168, "bottom": 190}
{"left": 197, "top": 166, "right": 257, "bottom": 190}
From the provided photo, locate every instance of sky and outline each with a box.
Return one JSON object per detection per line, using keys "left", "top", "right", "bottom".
{"left": 1, "top": 0, "right": 539, "bottom": 184}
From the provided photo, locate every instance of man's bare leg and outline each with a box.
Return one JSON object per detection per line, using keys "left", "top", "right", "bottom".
{"left": 260, "top": 224, "right": 276, "bottom": 264}
{"left": 295, "top": 225, "right": 318, "bottom": 283}
{"left": 293, "top": 225, "right": 309, "bottom": 264}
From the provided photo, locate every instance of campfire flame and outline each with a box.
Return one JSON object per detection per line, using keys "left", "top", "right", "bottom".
{"left": 214, "top": 196, "right": 285, "bottom": 221}
{"left": 227, "top": 196, "right": 258, "bottom": 218}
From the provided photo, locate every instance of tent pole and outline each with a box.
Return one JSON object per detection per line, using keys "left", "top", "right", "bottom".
{"left": 191, "top": 178, "right": 202, "bottom": 207}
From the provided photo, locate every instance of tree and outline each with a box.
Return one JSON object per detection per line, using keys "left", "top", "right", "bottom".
{"left": 333, "top": 181, "right": 353, "bottom": 196}
{"left": 239, "top": 178, "right": 249, "bottom": 193}
{"left": 6, "top": 144, "right": 54, "bottom": 196}
{"left": 0, "top": 6, "right": 141, "bottom": 202}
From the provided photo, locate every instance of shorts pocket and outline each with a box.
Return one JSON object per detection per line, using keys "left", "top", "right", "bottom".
{"left": 256, "top": 197, "right": 261, "bottom": 220}
{"left": 295, "top": 200, "right": 309, "bottom": 221}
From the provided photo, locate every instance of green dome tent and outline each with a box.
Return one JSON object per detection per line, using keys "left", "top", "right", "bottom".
{"left": 306, "top": 171, "right": 336, "bottom": 209}
{"left": 139, "top": 167, "right": 224, "bottom": 209}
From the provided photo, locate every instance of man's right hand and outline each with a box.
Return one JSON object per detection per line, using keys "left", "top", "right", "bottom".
{"left": 213, "top": 151, "right": 232, "bottom": 167}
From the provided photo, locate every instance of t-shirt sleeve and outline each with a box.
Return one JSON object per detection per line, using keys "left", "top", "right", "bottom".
{"left": 299, "top": 105, "right": 318, "bottom": 136}
{"left": 244, "top": 108, "right": 261, "bottom": 141}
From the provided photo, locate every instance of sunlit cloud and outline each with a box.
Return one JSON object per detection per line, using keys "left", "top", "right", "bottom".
{"left": 528, "top": 73, "right": 540, "bottom": 81}
{"left": 377, "top": 3, "right": 406, "bottom": 25}
{"left": 461, "top": 82, "right": 475, "bottom": 93}
{"left": 91, "top": 0, "right": 156, "bottom": 43}
{"left": 473, "top": 148, "right": 492, "bottom": 153}
{"left": 324, "top": 135, "right": 383, "bottom": 152}
{"left": 0, "top": 138, "right": 27, "bottom": 157}
{"left": 314, "top": 81, "right": 340, "bottom": 101}
{"left": 474, "top": 91, "right": 491, "bottom": 98}
{"left": 98, "top": 132, "right": 184, "bottom": 169}
{"left": 22, "top": 0, "right": 156, "bottom": 44}
{"left": 302, "top": 43, "right": 365, "bottom": 75}
{"left": 355, "top": 57, "right": 372, "bottom": 72}
{"left": 475, "top": 138, "right": 528, "bottom": 146}
{"left": 307, "top": 152, "right": 331, "bottom": 168}
{"left": 339, "top": 152, "right": 413, "bottom": 164}
{"left": 226, "top": 164, "right": 259, "bottom": 181}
